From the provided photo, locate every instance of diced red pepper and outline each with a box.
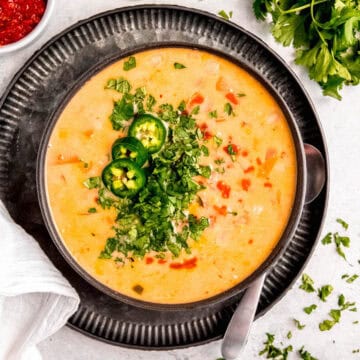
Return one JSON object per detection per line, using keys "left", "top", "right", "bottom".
{"left": 214, "top": 205, "right": 228, "bottom": 215}
{"left": 225, "top": 92, "right": 239, "bottom": 105}
{"left": 248, "top": 239, "right": 254, "bottom": 245}
{"left": 223, "top": 144, "right": 239, "bottom": 155}
{"left": 199, "top": 123, "right": 213, "bottom": 140}
{"left": 145, "top": 257, "right": 154, "bottom": 264}
{"left": 189, "top": 92, "right": 204, "bottom": 108}
{"left": 216, "top": 181, "right": 231, "bottom": 199}
{"left": 244, "top": 166, "right": 254, "bottom": 174}
{"left": 170, "top": 257, "right": 197, "bottom": 269}
{"left": 158, "top": 259, "right": 167, "bottom": 264}
{"left": 256, "top": 157, "right": 262, "bottom": 165}
{"left": 241, "top": 150, "right": 248, "bottom": 157}
{"left": 241, "top": 179, "right": 251, "bottom": 191}
{"left": 264, "top": 182, "right": 272, "bottom": 188}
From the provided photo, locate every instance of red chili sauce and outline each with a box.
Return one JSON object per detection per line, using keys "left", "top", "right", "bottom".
{"left": 0, "top": 0, "right": 46, "bottom": 46}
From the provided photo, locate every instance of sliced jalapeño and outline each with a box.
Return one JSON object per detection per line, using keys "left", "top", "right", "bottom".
{"left": 112, "top": 136, "right": 148, "bottom": 166}
{"left": 102, "top": 159, "right": 146, "bottom": 197}
{"left": 128, "top": 114, "right": 166, "bottom": 154}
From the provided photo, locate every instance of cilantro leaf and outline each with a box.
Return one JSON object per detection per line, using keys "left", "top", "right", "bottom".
{"left": 299, "top": 273, "right": 315, "bottom": 293}
{"left": 294, "top": 318, "right": 306, "bottom": 330}
{"left": 346, "top": 274, "right": 359, "bottom": 283}
{"left": 253, "top": 0, "right": 360, "bottom": 99}
{"left": 83, "top": 176, "right": 101, "bottom": 189}
{"left": 105, "top": 78, "right": 131, "bottom": 93}
{"left": 317, "top": 285, "right": 333, "bottom": 302}
{"left": 88, "top": 207, "right": 97, "bottom": 213}
{"left": 336, "top": 218, "right": 349, "bottom": 230}
{"left": 259, "top": 333, "right": 293, "bottom": 359}
{"left": 224, "top": 102, "right": 234, "bottom": 116}
{"left": 209, "top": 110, "right": 218, "bottom": 118}
{"left": 174, "top": 62, "right": 186, "bottom": 69}
{"left": 299, "top": 346, "right": 318, "bottom": 360}
{"left": 123, "top": 56, "right": 136, "bottom": 71}
{"left": 304, "top": 304, "right": 317, "bottom": 315}
{"left": 109, "top": 96, "right": 134, "bottom": 130}
{"left": 321, "top": 232, "right": 332, "bottom": 245}
{"left": 218, "top": 10, "right": 233, "bottom": 20}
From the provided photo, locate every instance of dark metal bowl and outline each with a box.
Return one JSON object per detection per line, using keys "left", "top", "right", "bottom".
{"left": 36, "top": 42, "right": 310, "bottom": 311}
{"left": 1, "top": 5, "right": 328, "bottom": 348}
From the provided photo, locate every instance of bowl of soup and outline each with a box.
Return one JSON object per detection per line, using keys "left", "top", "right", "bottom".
{"left": 37, "top": 47, "right": 320, "bottom": 309}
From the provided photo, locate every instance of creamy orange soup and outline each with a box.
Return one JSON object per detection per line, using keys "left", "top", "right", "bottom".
{"left": 45, "top": 48, "right": 297, "bottom": 304}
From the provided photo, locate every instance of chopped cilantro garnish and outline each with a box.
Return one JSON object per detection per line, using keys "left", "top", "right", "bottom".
{"left": 259, "top": 333, "right": 293, "bottom": 359}
{"left": 318, "top": 285, "right": 333, "bottom": 302}
{"left": 353, "top": 321, "right": 359, "bottom": 324}
{"left": 345, "top": 274, "right": 358, "bottom": 283}
{"left": 88, "top": 207, "right": 97, "bottom": 213}
{"left": 286, "top": 331, "right": 292, "bottom": 339}
{"left": 191, "top": 105, "right": 200, "bottom": 115}
{"left": 237, "top": 93, "right": 246, "bottom": 97}
{"left": 92, "top": 82, "right": 211, "bottom": 261}
{"left": 123, "top": 56, "right": 136, "bottom": 71}
{"left": 213, "top": 135, "right": 223, "bottom": 148}
{"left": 215, "top": 158, "right": 225, "bottom": 165}
{"left": 146, "top": 94, "right": 156, "bottom": 111}
{"left": 218, "top": 10, "right": 233, "bottom": 20}
{"left": 83, "top": 176, "right": 101, "bottom": 189}
{"left": 303, "top": 304, "right": 317, "bottom": 315}
{"left": 321, "top": 232, "right": 332, "bottom": 245}
{"left": 334, "top": 232, "right": 350, "bottom": 260}
{"left": 224, "top": 102, "right": 234, "bottom": 116}
{"left": 174, "top": 62, "right": 186, "bottom": 69}
{"left": 336, "top": 218, "right": 349, "bottom": 230}
{"left": 109, "top": 97, "right": 134, "bottom": 130}
{"left": 105, "top": 77, "right": 131, "bottom": 93}
{"left": 299, "top": 273, "right": 315, "bottom": 293}
{"left": 294, "top": 318, "right": 306, "bottom": 330}
{"left": 209, "top": 110, "right": 218, "bottom": 118}
{"left": 299, "top": 346, "right": 318, "bottom": 360}
{"left": 319, "top": 294, "right": 356, "bottom": 331}
{"left": 201, "top": 145, "right": 209, "bottom": 156}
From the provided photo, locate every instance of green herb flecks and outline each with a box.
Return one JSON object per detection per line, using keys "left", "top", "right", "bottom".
{"left": 299, "top": 346, "right": 318, "bottom": 360}
{"left": 336, "top": 218, "right": 349, "bottom": 230}
{"left": 342, "top": 274, "right": 359, "bottom": 283}
{"left": 218, "top": 10, "right": 233, "bottom": 20}
{"left": 224, "top": 102, "right": 234, "bottom": 116}
{"left": 109, "top": 97, "right": 134, "bottom": 130}
{"left": 252, "top": 0, "right": 360, "bottom": 100}
{"left": 88, "top": 207, "right": 97, "bottom": 213}
{"left": 318, "top": 284, "right": 333, "bottom": 302}
{"left": 303, "top": 304, "right": 317, "bottom": 315}
{"left": 299, "top": 273, "right": 315, "bottom": 293}
{"left": 83, "top": 176, "right": 101, "bottom": 189}
{"left": 294, "top": 318, "right": 306, "bottom": 330}
{"left": 174, "top": 62, "right": 186, "bottom": 69}
{"left": 123, "top": 56, "right": 136, "bottom": 71}
{"left": 286, "top": 331, "right": 292, "bottom": 339}
{"left": 213, "top": 135, "right": 223, "bottom": 148}
{"left": 105, "top": 78, "right": 131, "bottom": 93}
{"left": 259, "top": 333, "right": 293, "bottom": 359}
{"left": 319, "top": 294, "right": 356, "bottom": 331}
{"left": 209, "top": 110, "right": 218, "bottom": 118}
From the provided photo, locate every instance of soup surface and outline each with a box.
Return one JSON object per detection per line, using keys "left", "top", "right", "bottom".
{"left": 45, "top": 48, "right": 297, "bottom": 304}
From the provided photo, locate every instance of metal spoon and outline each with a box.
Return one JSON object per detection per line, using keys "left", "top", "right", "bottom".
{"left": 221, "top": 143, "right": 326, "bottom": 359}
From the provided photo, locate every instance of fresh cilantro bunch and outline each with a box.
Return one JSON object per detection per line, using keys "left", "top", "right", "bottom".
{"left": 253, "top": 0, "right": 360, "bottom": 99}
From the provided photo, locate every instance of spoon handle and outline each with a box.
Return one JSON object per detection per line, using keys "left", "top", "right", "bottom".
{"left": 221, "top": 273, "right": 266, "bottom": 360}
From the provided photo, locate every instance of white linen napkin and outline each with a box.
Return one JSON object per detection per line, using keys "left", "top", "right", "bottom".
{"left": 0, "top": 201, "right": 80, "bottom": 360}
